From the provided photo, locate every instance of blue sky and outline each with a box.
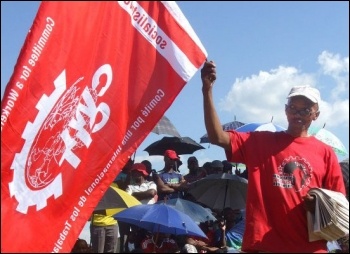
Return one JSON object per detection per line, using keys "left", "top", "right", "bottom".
{"left": 2, "top": 1, "right": 349, "bottom": 171}
{"left": 1, "top": 1, "right": 349, "bottom": 243}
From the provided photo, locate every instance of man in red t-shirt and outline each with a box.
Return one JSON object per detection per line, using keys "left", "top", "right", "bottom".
{"left": 200, "top": 60, "right": 346, "bottom": 253}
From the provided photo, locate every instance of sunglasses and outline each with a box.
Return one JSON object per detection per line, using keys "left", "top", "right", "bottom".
{"left": 285, "top": 104, "right": 318, "bottom": 117}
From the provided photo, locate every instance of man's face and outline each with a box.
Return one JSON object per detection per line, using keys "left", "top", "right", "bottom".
{"left": 187, "top": 159, "right": 198, "bottom": 170}
{"left": 142, "top": 161, "right": 152, "bottom": 174}
{"left": 224, "top": 208, "right": 242, "bottom": 222}
{"left": 212, "top": 167, "right": 223, "bottom": 174}
{"left": 165, "top": 156, "right": 177, "bottom": 167}
{"left": 285, "top": 96, "right": 319, "bottom": 132}
{"left": 131, "top": 170, "right": 144, "bottom": 183}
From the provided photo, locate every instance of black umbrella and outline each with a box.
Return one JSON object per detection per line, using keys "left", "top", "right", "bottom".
{"left": 187, "top": 173, "right": 248, "bottom": 211}
{"left": 144, "top": 136, "right": 205, "bottom": 155}
{"left": 151, "top": 115, "right": 181, "bottom": 137}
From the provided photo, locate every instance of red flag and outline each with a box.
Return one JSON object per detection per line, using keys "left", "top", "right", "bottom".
{"left": 1, "top": 2, "right": 207, "bottom": 252}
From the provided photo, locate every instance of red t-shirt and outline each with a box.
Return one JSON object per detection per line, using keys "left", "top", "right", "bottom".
{"left": 226, "top": 130, "right": 345, "bottom": 253}
{"left": 141, "top": 237, "right": 179, "bottom": 253}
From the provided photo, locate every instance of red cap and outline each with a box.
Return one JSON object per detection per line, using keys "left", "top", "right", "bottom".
{"left": 131, "top": 163, "right": 149, "bottom": 176}
{"left": 164, "top": 149, "right": 179, "bottom": 160}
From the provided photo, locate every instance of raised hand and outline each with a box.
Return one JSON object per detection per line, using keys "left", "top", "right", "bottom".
{"left": 201, "top": 60, "right": 216, "bottom": 91}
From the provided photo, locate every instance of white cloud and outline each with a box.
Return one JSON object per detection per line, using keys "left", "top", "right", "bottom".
{"left": 219, "top": 65, "right": 314, "bottom": 126}
{"left": 318, "top": 99, "right": 349, "bottom": 128}
{"left": 318, "top": 51, "right": 349, "bottom": 102}
{"left": 318, "top": 51, "right": 349, "bottom": 76}
{"left": 219, "top": 52, "right": 349, "bottom": 132}
{"left": 317, "top": 51, "right": 349, "bottom": 128}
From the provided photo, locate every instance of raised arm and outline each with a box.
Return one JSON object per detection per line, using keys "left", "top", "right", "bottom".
{"left": 201, "top": 60, "right": 231, "bottom": 150}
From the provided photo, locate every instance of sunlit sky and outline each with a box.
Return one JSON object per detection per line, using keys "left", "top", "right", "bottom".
{"left": 2, "top": 0, "right": 349, "bottom": 243}
{"left": 2, "top": 1, "right": 349, "bottom": 171}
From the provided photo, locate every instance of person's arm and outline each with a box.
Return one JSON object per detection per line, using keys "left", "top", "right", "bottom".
{"left": 153, "top": 173, "right": 176, "bottom": 193}
{"left": 132, "top": 189, "right": 157, "bottom": 200}
{"left": 217, "top": 219, "right": 227, "bottom": 248}
{"left": 168, "top": 175, "right": 189, "bottom": 192}
{"left": 201, "top": 60, "right": 230, "bottom": 150}
{"left": 185, "top": 237, "right": 221, "bottom": 252}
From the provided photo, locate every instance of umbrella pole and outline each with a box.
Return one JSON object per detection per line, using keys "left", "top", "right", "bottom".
{"left": 153, "top": 225, "right": 160, "bottom": 252}
{"left": 90, "top": 214, "right": 94, "bottom": 248}
{"left": 223, "top": 179, "right": 229, "bottom": 209}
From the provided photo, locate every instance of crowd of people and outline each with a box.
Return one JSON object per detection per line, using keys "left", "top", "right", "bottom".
{"left": 71, "top": 60, "right": 348, "bottom": 253}
{"left": 72, "top": 149, "right": 249, "bottom": 253}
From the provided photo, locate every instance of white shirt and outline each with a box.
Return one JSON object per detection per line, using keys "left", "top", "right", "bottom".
{"left": 125, "top": 181, "right": 158, "bottom": 204}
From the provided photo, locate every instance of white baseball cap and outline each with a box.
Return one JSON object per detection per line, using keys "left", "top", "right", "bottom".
{"left": 287, "top": 85, "right": 321, "bottom": 104}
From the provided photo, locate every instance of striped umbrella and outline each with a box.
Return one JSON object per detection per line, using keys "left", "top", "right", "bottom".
{"left": 200, "top": 120, "right": 245, "bottom": 143}
{"left": 235, "top": 122, "right": 286, "bottom": 133}
{"left": 94, "top": 183, "right": 141, "bottom": 216}
{"left": 308, "top": 125, "right": 348, "bottom": 156}
{"left": 151, "top": 115, "right": 181, "bottom": 137}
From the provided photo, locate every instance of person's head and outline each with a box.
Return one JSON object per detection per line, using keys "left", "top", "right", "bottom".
{"left": 200, "top": 220, "right": 215, "bottom": 233}
{"left": 141, "top": 160, "right": 152, "bottom": 175}
{"left": 222, "top": 207, "right": 242, "bottom": 224}
{"left": 164, "top": 150, "right": 181, "bottom": 171}
{"left": 130, "top": 163, "right": 148, "bottom": 184}
{"left": 285, "top": 85, "right": 320, "bottom": 134}
{"left": 222, "top": 160, "right": 233, "bottom": 174}
{"left": 187, "top": 156, "right": 199, "bottom": 172}
{"left": 71, "top": 238, "right": 90, "bottom": 253}
{"left": 202, "top": 161, "right": 212, "bottom": 174}
{"left": 211, "top": 160, "right": 223, "bottom": 174}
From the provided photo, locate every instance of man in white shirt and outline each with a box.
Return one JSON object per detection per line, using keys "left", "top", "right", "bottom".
{"left": 125, "top": 163, "right": 158, "bottom": 204}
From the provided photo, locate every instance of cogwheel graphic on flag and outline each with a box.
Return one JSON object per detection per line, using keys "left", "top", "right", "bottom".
{"left": 8, "top": 71, "right": 95, "bottom": 214}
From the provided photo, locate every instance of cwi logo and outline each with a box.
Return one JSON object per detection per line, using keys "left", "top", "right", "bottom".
{"left": 9, "top": 64, "right": 112, "bottom": 213}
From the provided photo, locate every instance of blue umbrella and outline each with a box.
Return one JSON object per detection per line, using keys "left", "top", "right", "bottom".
{"left": 235, "top": 122, "right": 286, "bottom": 133}
{"left": 156, "top": 198, "right": 217, "bottom": 223}
{"left": 113, "top": 203, "right": 207, "bottom": 239}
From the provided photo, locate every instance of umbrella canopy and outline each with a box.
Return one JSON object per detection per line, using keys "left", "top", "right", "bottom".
{"left": 113, "top": 204, "right": 207, "bottom": 239}
{"left": 94, "top": 183, "right": 141, "bottom": 216}
{"left": 187, "top": 173, "right": 248, "bottom": 211}
{"left": 235, "top": 122, "right": 286, "bottom": 132}
{"left": 144, "top": 136, "right": 205, "bottom": 155}
{"left": 151, "top": 115, "right": 181, "bottom": 137}
{"left": 200, "top": 120, "right": 245, "bottom": 143}
{"left": 156, "top": 198, "right": 217, "bottom": 223}
{"left": 308, "top": 126, "right": 348, "bottom": 156}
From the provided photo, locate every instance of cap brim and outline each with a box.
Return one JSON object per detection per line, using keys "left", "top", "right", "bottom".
{"left": 287, "top": 93, "right": 317, "bottom": 103}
